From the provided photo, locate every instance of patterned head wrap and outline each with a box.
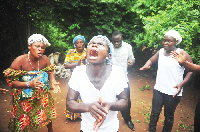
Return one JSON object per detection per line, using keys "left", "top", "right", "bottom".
{"left": 164, "top": 30, "right": 182, "bottom": 45}
{"left": 89, "top": 35, "right": 114, "bottom": 64}
{"left": 73, "top": 35, "right": 85, "bottom": 48}
{"left": 28, "top": 34, "right": 51, "bottom": 47}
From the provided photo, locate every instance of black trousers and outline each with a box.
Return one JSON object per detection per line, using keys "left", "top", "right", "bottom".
{"left": 120, "top": 82, "right": 132, "bottom": 122}
{"left": 194, "top": 98, "right": 200, "bottom": 132}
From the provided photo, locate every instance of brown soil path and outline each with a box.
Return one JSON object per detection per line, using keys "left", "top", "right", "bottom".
{"left": 0, "top": 69, "right": 199, "bottom": 132}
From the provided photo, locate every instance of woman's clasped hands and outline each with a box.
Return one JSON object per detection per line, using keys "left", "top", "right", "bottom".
{"left": 89, "top": 97, "right": 109, "bottom": 131}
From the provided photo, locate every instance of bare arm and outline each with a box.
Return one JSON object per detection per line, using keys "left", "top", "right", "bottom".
{"left": 64, "top": 62, "right": 81, "bottom": 69}
{"left": 64, "top": 56, "right": 86, "bottom": 69}
{"left": 182, "top": 62, "right": 200, "bottom": 72}
{"left": 66, "top": 87, "right": 128, "bottom": 130}
{"left": 0, "top": 88, "right": 9, "bottom": 94}
{"left": 140, "top": 51, "right": 159, "bottom": 70}
{"left": 66, "top": 88, "right": 90, "bottom": 113}
{"left": 173, "top": 50, "right": 193, "bottom": 97}
{"left": 46, "top": 57, "right": 61, "bottom": 93}
{"left": 171, "top": 50, "right": 200, "bottom": 72}
{"left": 106, "top": 89, "right": 128, "bottom": 111}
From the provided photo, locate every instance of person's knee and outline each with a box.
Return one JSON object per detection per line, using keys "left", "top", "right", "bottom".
{"left": 165, "top": 115, "right": 174, "bottom": 122}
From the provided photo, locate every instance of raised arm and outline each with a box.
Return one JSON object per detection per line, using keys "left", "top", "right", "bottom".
{"left": 171, "top": 50, "right": 200, "bottom": 72}
{"left": 140, "top": 51, "right": 159, "bottom": 70}
{"left": 182, "top": 62, "right": 200, "bottom": 72}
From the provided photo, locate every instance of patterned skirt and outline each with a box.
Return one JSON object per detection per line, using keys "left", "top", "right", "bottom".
{"left": 8, "top": 88, "right": 56, "bottom": 131}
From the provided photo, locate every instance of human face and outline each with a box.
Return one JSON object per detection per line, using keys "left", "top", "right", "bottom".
{"left": 162, "top": 35, "right": 177, "bottom": 52}
{"left": 75, "top": 39, "right": 85, "bottom": 53}
{"left": 86, "top": 38, "right": 109, "bottom": 64}
{"left": 112, "top": 34, "right": 122, "bottom": 48}
{"left": 28, "top": 42, "right": 46, "bottom": 58}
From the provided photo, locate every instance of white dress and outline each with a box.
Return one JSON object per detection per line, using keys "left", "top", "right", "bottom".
{"left": 154, "top": 48, "right": 185, "bottom": 96}
{"left": 68, "top": 65, "right": 128, "bottom": 132}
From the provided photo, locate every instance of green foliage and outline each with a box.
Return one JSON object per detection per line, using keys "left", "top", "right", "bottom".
{"left": 145, "top": 85, "right": 150, "bottom": 90}
{"left": 139, "top": 86, "right": 145, "bottom": 91}
{"left": 139, "top": 85, "right": 150, "bottom": 91}
{"left": 132, "top": 0, "right": 200, "bottom": 64}
{"left": 28, "top": 0, "right": 142, "bottom": 54}
{"left": 1, "top": 0, "right": 199, "bottom": 78}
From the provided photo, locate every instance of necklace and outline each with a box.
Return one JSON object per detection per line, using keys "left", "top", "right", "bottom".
{"left": 28, "top": 52, "right": 39, "bottom": 71}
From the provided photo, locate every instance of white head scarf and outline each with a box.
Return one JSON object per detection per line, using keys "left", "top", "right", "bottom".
{"left": 28, "top": 34, "right": 51, "bottom": 47}
{"left": 164, "top": 30, "right": 182, "bottom": 45}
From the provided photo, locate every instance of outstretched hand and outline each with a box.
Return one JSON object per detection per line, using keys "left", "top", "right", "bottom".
{"left": 0, "top": 88, "right": 8, "bottom": 94}
{"left": 52, "top": 81, "right": 61, "bottom": 93}
{"left": 140, "top": 65, "right": 151, "bottom": 70}
{"left": 170, "top": 50, "right": 186, "bottom": 64}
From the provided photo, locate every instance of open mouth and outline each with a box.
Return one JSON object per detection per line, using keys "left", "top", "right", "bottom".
{"left": 89, "top": 49, "right": 98, "bottom": 59}
{"left": 38, "top": 53, "right": 42, "bottom": 56}
{"left": 78, "top": 46, "right": 83, "bottom": 49}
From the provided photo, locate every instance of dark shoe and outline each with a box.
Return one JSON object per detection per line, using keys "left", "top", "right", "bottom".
{"left": 65, "top": 118, "right": 70, "bottom": 124}
{"left": 126, "top": 121, "right": 135, "bottom": 131}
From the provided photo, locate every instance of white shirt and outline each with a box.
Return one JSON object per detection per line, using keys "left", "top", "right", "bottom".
{"left": 154, "top": 48, "right": 185, "bottom": 96}
{"left": 68, "top": 65, "right": 128, "bottom": 132}
{"left": 112, "top": 41, "right": 135, "bottom": 82}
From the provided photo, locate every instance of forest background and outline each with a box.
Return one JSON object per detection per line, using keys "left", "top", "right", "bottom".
{"left": 0, "top": 0, "right": 199, "bottom": 86}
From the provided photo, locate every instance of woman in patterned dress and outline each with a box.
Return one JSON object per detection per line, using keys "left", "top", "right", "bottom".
{"left": 3, "top": 34, "right": 60, "bottom": 132}
{"left": 64, "top": 35, "right": 86, "bottom": 123}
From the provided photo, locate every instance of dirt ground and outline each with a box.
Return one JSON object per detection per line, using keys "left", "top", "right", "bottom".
{"left": 0, "top": 69, "right": 199, "bottom": 132}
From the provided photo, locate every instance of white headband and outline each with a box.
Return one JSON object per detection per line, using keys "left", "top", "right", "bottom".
{"left": 164, "top": 30, "right": 182, "bottom": 45}
{"left": 28, "top": 34, "right": 51, "bottom": 47}
{"left": 89, "top": 35, "right": 114, "bottom": 64}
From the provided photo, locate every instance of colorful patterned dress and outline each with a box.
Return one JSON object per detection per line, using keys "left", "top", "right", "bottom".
{"left": 64, "top": 48, "right": 86, "bottom": 120}
{"left": 3, "top": 64, "right": 57, "bottom": 132}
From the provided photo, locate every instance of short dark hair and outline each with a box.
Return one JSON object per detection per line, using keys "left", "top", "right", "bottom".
{"left": 112, "top": 31, "right": 122, "bottom": 37}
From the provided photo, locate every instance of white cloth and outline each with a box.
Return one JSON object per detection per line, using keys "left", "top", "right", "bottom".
{"left": 68, "top": 65, "right": 128, "bottom": 132}
{"left": 112, "top": 41, "right": 135, "bottom": 82}
{"left": 154, "top": 48, "right": 185, "bottom": 96}
{"left": 165, "top": 30, "right": 182, "bottom": 45}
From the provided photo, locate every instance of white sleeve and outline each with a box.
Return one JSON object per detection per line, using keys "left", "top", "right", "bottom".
{"left": 68, "top": 67, "right": 81, "bottom": 92}
{"left": 128, "top": 45, "right": 135, "bottom": 61}
{"left": 115, "top": 66, "right": 128, "bottom": 95}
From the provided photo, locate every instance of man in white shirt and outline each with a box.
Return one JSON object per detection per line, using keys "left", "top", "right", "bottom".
{"left": 111, "top": 31, "right": 135, "bottom": 131}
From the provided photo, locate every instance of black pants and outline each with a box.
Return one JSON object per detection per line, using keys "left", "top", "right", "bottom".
{"left": 120, "top": 82, "right": 132, "bottom": 122}
{"left": 149, "top": 89, "right": 181, "bottom": 132}
{"left": 194, "top": 98, "right": 200, "bottom": 132}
